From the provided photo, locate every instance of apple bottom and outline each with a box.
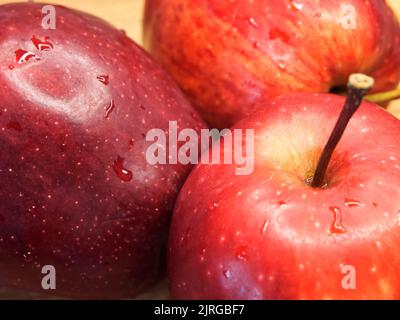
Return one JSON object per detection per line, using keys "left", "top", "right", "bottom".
{"left": 169, "top": 93, "right": 400, "bottom": 299}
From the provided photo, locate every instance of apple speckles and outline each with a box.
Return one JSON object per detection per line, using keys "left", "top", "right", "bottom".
{"left": 235, "top": 246, "right": 248, "bottom": 261}
{"left": 345, "top": 199, "right": 364, "bottom": 207}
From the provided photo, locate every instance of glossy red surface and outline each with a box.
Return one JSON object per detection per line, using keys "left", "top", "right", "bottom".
{"left": 169, "top": 93, "right": 400, "bottom": 299}
{"left": 0, "top": 3, "right": 205, "bottom": 298}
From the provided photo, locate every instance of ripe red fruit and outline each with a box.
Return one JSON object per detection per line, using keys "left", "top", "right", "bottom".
{"left": 0, "top": 3, "right": 205, "bottom": 298}
{"left": 169, "top": 91, "right": 400, "bottom": 299}
{"left": 144, "top": 0, "right": 400, "bottom": 128}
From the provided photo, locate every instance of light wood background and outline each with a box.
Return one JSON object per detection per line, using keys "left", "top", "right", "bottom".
{"left": 0, "top": 0, "right": 399, "bottom": 299}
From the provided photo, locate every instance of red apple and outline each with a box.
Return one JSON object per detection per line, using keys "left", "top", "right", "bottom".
{"left": 144, "top": 0, "right": 400, "bottom": 128}
{"left": 169, "top": 83, "right": 400, "bottom": 299}
{"left": 0, "top": 3, "right": 205, "bottom": 298}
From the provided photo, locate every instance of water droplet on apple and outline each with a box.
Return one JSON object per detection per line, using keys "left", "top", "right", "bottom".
{"left": 261, "top": 218, "right": 270, "bottom": 234}
{"left": 329, "top": 207, "right": 346, "bottom": 234}
{"left": 104, "top": 99, "right": 115, "bottom": 118}
{"left": 223, "top": 269, "right": 232, "bottom": 279}
{"left": 277, "top": 200, "right": 287, "bottom": 206}
{"left": 248, "top": 17, "right": 259, "bottom": 28}
{"left": 97, "top": 75, "right": 109, "bottom": 85}
{"left": 345, "top": 198, "right": 363, "bottom": 207}
{"left": 15, "top": 49, "right": 40, "bottom": 64}
{"left": 31, "top": 35, "right": 53, "bottom": 51}
{"left": 278, "top": 62, "right": 286, "bottom": 70}
{"left": 8, "top": 64, "right": 14, "bottom": 70}
{"left": 112, "top": 156, "right": 133, "bottom": 182}
{"left": 290, "top": 0, "right": 304, "bottom": 11}
{"left": 253, "top": 41, "right": 260, "bottom": 49}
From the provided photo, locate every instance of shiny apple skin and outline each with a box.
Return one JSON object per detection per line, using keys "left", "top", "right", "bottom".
{"left": 169, "top": 93, "right": 400, "bottom": 299}
{"left": 144, "top": 0, "right": 400, "bottom": 128}
{"left": 0, "top": 3, "right": 205, "bottom": 299}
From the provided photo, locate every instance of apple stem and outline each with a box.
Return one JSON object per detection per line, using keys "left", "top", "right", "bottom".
{"left": 311, "top": 74, "right": 374, "bottom": 188}
{"left": 365, "top": 87, "right": 400, "bottom": 104}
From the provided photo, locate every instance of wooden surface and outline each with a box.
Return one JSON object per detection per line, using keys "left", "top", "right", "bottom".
{"left": 0, "top": 0, "right": 399, "bottom": 299}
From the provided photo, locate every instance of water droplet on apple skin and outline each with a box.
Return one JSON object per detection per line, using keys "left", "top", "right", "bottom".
{"left": 290, "top": 0, "right": 304, "bottom": 11}
{"left": 223, "top": 269, "right": 232, "bottom": 279}
{"left": 15, "top": 49, "right": 40, "bottom": 64}
{"left": 248, "top": 17, "right": 259, "bottom": 28}
{"left": 278, "top": 62, "right": 286, "bottom": 70}
{"left": 112, "top": 156, "right": 133, "bottom": 182}
{"left": 345, "top": 198, "right": 363, "bottom": 207}
{"left": 97, "top": 75, "right": 109, "bottom": 85}
{"left": 261, "top": 218, "right": 270, "bottom": 234}
{"left": 329, "top": 207, "right": 347, "bottom": 234}
{"left": 31, "top": 35, "right": 53, "bottom": 51}
{"left": 104, "top": 100, "right": 115, "bottom": 118}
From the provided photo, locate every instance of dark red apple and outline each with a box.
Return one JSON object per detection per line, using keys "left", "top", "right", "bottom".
{"left": 0, "top": 3, "right": 205, "bottom": 298}
{"left": 144, "top": 0, "right": 400, "bottom": 128}
{"left": 169, "top": 81, "right": 400, "bottom": 299}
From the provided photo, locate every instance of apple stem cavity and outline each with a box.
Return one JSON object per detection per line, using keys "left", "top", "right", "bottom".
{"left": 311, "top": 74, "right": 375, "bottom": 188}
{"left": 365, "top": 87, "right": 400, "bottom": 104}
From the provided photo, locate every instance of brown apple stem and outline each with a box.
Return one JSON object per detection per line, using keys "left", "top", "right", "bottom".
{"left": 311, "top": 74, "right": 374, "bottom": 188}
{"left": 365, "top": 87, "right": 400, "bottom": 104}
